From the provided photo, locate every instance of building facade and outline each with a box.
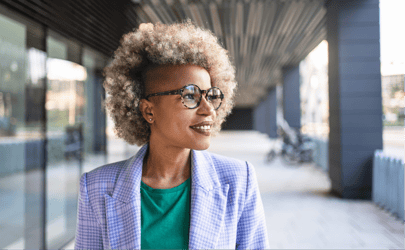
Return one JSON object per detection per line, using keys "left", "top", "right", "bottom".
{"left": 0, "top": 1, "right": 139, "bottom": 248}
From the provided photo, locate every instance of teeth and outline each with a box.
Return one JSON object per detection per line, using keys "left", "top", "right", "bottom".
{"left": 192, "top": 125, "right": 211, "bottom": 130}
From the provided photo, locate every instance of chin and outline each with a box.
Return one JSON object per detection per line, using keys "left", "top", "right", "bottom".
{"left": 191, "top": 140, "right": 211, "bottom": 151}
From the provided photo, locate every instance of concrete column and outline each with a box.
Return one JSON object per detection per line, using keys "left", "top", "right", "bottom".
{"left": 282, "top": 66, "right": 301, "bottom": 129}
{"left": 253, "top": 87, "right": 277, "bottom": 138}
{"left": 266, "top": 87, "right": 277, "bottom": 138}
{"left": 253, "top": 97, "right": 267, "bottom": 134}
{"left": 326, "top": 0, "right": 382, "bottom": 199}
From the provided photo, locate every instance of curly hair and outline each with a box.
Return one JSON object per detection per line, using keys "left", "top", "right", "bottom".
{"left": 103, "top": 20, "right": 237, "bottom": 146}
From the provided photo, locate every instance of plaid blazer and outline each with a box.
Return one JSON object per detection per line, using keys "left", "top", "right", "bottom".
{"left": 75, "top": 143, "right": 269, "bottom": 249}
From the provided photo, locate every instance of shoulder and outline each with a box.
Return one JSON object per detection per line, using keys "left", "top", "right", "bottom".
{"left": 82, "top": 158, "right": 128, "bottom": 195}
{"left": 202, "top": 150, "right": 253, "bottom": 184}
{"left": 206, "top": 151, "right": 248, "bottom": 170}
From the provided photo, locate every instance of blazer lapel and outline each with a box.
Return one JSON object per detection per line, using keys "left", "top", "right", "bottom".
{"left": 188, "top": 149, "right": 229, "bottom": 249}
{"left": 105, "top": 144, "right": 147, "bottom": 249}
{"left": 104, "top": 144, "right": 229, "bottom": 249}
{"left": 105, "top": 193, "right": 141, "bottom": 249}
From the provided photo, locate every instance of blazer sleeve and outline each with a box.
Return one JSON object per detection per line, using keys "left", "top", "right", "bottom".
{"left": 235, "top": 161, "right": 270, "bottom": 249}
{"left": 75, "top": 173, "right": 103, "bottom": 249}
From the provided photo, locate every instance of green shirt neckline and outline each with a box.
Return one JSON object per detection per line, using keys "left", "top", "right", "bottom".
{"left": 140, "top": 177, "right": 191, "bottom": 194}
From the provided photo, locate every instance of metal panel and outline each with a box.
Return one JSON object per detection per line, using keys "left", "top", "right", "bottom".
{"left": 373, "top": 151, "right": 404, "bottom": 221}
{"left": 0, "top": 0, "right": 139, "bottom": 57}
{"left": 130, "top": 0, "right": 326, "bottom": 107}
{"left": 0, "top": 0, "right": 328, "bottom": 107}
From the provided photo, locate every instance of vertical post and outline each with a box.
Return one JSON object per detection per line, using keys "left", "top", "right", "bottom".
{"left": 253, "top": 87, "right": 277, "bottom": 138}
{"left": 282, "top": 66, "right": 301, "bottom": 130}
{"left": 94, "top": 70, "right": 107, "bottom": 154}
{"left": 24, "top": 24, "right": 47, "bottom": 250}
{"left": 267, "top": 87, "right": 277, "bottom": 138}
{"left": 253, "top": 97, "right": 267, "bottom": 134}
{"left": 326, "top": 0, "right": 382, "bottom": 199}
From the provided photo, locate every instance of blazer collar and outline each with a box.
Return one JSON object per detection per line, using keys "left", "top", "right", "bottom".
{"left": 105, "top": 143, "right": 229, "bottom": 249}
{"left": 111, "top": 143, "right": 222, "bottom": 203}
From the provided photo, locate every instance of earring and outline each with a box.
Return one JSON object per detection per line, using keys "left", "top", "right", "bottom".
{"left": 149, "top": 118, "right": 152, "bottom": 121}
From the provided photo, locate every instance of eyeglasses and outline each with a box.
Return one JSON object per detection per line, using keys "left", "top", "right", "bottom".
{"left": 145, "top": 84, "right": 224, "bottom": 110}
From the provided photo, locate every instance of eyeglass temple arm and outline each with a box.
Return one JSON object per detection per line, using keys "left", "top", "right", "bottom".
{"left": 200, "top": 90, "right": 224, "bottom": 99}
{"left": 145, "top": 89, "right": 183, "bottom": 100}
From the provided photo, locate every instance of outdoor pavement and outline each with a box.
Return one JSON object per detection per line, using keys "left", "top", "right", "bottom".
{"left": 64, "top": 130, "right": 404, "bottom": 249}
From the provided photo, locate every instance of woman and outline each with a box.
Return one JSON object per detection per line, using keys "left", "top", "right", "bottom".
{"left": 75, "top": 21, "right": 269, "bottom": 249}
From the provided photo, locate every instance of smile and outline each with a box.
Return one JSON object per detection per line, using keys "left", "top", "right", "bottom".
{"left": 190, "top": 126, "right": 211, "bottom": 136}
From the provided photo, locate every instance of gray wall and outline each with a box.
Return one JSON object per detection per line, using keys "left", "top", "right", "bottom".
{"left": 222, "top": 108, "right": 253, "bottom": 130}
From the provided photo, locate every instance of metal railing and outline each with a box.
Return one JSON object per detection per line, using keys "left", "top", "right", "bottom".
{"left": 310, "top": 136, "right": 328, "bottom": 173}
{"left": 373, "top": 150, "right": 404, "bottom": 221}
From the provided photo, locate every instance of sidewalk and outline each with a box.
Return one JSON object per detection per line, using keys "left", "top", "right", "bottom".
{"left": 208, "top": 131, "right": 404, "bottom": 249}
{"left": 65, "top": 130, "right": 404, "bottom": 249}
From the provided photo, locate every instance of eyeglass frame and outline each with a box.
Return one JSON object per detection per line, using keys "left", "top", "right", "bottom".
{"left": 144, "top": 84, "right": 224, "bottom": 110}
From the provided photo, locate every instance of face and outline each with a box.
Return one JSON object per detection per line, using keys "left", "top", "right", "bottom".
{"left": 141, "top": 64, "right": 217, "bottom": 150}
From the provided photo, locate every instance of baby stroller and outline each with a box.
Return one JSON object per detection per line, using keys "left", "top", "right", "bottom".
{"left": 266, "top": 119, "right": 315, "bottom": 165}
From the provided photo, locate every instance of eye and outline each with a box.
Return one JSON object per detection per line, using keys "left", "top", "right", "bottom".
{"left": 208, "top": 95, "right": 220, "bottom": 100}
{"left": 184, "top": 94, "right": 196, "bottom": 100}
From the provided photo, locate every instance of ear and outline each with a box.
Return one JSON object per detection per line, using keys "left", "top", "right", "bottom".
{"left": 139, "top": 98, "right": 154, "bottom": 122}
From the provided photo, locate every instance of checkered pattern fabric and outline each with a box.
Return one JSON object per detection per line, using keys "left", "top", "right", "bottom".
{"left": 75, "top": 143, "right": 269, "bottom": 249}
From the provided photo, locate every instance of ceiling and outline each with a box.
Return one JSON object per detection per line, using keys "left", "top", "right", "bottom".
{"left": 131, "top": 0, "right": 326, "bottom": 107}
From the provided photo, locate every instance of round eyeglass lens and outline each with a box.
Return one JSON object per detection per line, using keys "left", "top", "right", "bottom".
{"left": 182, "top": 85, "right": 223, "bottom": 109}
{"left": 207, "top": 88, "right": 222, "bottom": 109}
{"left": 182, "top": 85, "right": 200, "bottom": 108}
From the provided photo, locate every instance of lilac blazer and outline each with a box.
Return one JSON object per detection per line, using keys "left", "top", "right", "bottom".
{"left": 75, "top": 143, "right": 269, "bottom": 249}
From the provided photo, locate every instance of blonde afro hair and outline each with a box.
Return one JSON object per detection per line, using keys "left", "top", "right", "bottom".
{"left": 103, "top": 20, "right": 237, "bottom": 146}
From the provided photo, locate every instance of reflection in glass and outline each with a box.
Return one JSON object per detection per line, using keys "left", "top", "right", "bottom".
{"left": 46, "top": 58, "right": 86, "bottom": 130}
{"left": 0, "top": 13, "right": 28, "bottom": 249}
{"left": 0, "top": 12, "right": 49, "bottom": 249}
{"left": 45, "top": 34, "right": 84, "bottom": 249}
{"left": 81, "top": 49, "right": 108, "bottom": 174}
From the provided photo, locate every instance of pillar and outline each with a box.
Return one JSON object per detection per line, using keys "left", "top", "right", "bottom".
{"left": 253, "top": 97, "right": 267, "bottom": 134}
{"left": 326, "top": 0, "right": 382, "bottom": 199}
{"left": 253, "top": 87, "right": 277, "bottom": 138}
{"left": 282, "top": 66, "right": 301, "bottom": 129}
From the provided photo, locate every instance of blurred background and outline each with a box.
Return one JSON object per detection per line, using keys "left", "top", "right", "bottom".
{"left": 0, "top": 0, "right": 403, "bottom": 249}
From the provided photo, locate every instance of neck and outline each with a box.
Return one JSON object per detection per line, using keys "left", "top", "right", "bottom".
{"left": 142, "top": 140, "right": 191, "bottom": 182}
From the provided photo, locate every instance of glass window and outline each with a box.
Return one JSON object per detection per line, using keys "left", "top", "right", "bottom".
{"left": 0, "top": 12, "right": 27, "bottom": 249}
{"left": 81, "top": 48, "right": 108, "bottom": 173}
{"left": 45, "top": 31, "right": 84, "bottom": 249}
{"left": 0, "top": 7, "right": 118, "bottom": 249}
{"left": 0, "top": 11, "right": 48, "bottom": 250}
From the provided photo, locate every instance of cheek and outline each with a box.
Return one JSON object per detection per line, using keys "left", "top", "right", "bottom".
{"left": 155, "top": 100, "right": 193, "bottom": 132}
{"left": 174, "top": 112, "right": 191, "bottom": 128}
{"left": 161, "top": 110, "right": 190, "bottom": 131}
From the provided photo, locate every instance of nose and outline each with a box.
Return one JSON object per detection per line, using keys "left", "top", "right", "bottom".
{"left": 197, "top": 92, "right": 216, "bottom": 115}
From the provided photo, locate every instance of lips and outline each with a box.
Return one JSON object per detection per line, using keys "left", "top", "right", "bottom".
{"left": 190, "top": 121, "right": 214, "bottom": 127}
{"left": 190, "top": 126, "right": 211, "bottom": 136}
{"left": 190, "top": 121, "right": 213, "bottom": 136}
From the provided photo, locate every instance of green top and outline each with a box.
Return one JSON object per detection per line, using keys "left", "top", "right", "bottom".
{"left": 140, "top": 177, "right": 191, "bottom": 249}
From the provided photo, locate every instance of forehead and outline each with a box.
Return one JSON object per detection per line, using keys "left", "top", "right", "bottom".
{"left": 144, "top": 64, "right": 211, "bottom": 94}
